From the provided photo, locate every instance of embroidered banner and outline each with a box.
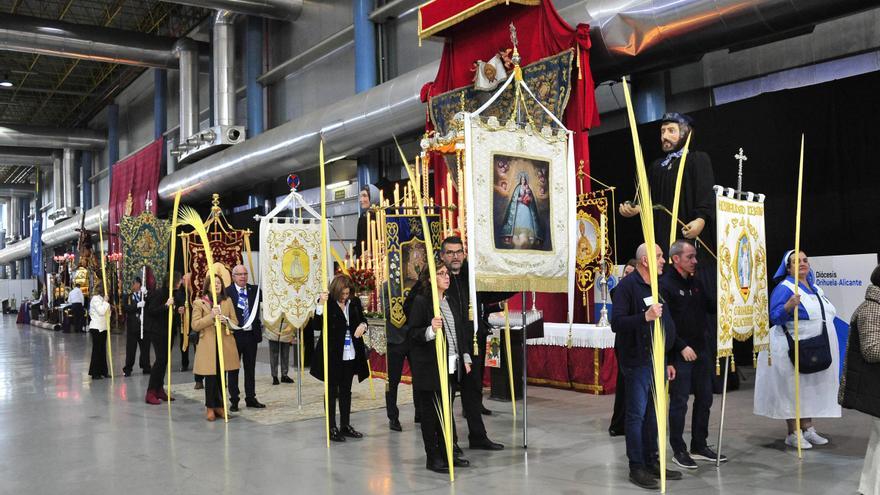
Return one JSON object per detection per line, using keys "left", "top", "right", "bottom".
{"left": 716, "top": 194, "right": 770, "bottom": 358}
{"left": 186, "top": 232, "right": 247, "bottom": 298}
{"left": 259, "top": 220, "right": 322, "bottom": 334}
{"left": 31, "top": 220, "right": 42, "bottom": 277}
{"left": 575, "top": 189, "right": 612, "bottom": 303}
{"left": 430, "top": 50, "right": 573, "bottom": 139}
{"left": 467, "top": 118, "right": 571, "bottom": 292}
{"left": 118, "top": 211, "right": 171, "bottom": 290}
{"left": 384, "top": 214, "right": 443, "bottom": 329}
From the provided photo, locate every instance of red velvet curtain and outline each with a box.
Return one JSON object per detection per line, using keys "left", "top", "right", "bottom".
{"left": 108, "top": 138, "right": 162, "bottom": 253}
{"left": 421, "top": 0, "right": 599, "bottom": 323}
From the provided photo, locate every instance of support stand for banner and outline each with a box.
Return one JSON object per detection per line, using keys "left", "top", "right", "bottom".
{"left": 521, "top": 290, "right": 528, "bottom": 449}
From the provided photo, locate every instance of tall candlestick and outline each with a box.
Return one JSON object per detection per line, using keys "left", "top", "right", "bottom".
{"left": 446, "top": 173, "right": 454, "bottom": 232}
{"left": 414, "top": 155, "right": 421, "bottom": 199}
{"left": 394, "top": 183, "right": 400, "bottom": 213}
{"left": 600, "top": 213, "right": 606, "bottom": 263}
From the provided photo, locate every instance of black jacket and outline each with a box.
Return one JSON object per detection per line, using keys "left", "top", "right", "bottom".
{"left": 143, "top": 285, "right": 168, "bottom": 338}
{"left": 659, "top": 266, "right": 713, "bottom": 353}
{"left": 122, "top": 292, "right": 143, "bottom": 334}
{"left": 309, "top": 297, "right": 369, "bottom": 385}
{"left": 840, "top": 288, "right": 880, "bottom": 419}
{"left": 406, "top": 293, "right": 469, "bottom": 391}
{"left": 611, "top": 270, "right": 679, "bottom": 368}
{"left": 225, "top": 283, "right": 262, "bottom": 344}
{"left": 649, "top": 150, "right": 716, "bottom": 252}
{"left": 446, "top": 262, "right": 514, "bottom": 351}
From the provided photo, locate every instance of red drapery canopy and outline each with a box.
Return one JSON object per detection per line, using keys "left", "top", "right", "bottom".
{"left": 420, "top": 0, "right": 600, "bottom": 323}
{"left": 108, "top": 138, "right": 162, "bottom": 253}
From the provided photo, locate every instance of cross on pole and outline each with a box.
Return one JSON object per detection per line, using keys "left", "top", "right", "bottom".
{"left": 735, "top": 147, "right": 748, "bottom": 199}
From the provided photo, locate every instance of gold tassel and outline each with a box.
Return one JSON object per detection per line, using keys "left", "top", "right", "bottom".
{"left": 753, "top": 352, "right": 757, "bottom": 369}
{"left": 576, "top": 47, "right": 583, "bottom": 80}
{"left": 715, "top": 357, "right": 720, "bottom": 376}
{"left": 473, "top": 333, "right": 479, "bottom": 356}
{"left": 730, "top": 355, "right": 736, "bottom": 372}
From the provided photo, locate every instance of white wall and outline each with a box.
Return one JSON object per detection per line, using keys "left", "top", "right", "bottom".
{"left": 0, "top": 279, "right": 37, "bottom": 304}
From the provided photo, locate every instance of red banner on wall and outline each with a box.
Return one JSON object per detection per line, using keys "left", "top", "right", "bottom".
{"left": 108, "top": 138, "right": 162, "bottom": 253}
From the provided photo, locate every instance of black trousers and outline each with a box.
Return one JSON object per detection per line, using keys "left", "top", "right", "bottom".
{"left": 450, "top": 368, "right": 488, "bottom": 444}
{"left": 609, "top": 350, "right": 626, "bottom": 433}
{"left": 385, "top": 341, "right": 418, "bottom": 421}
{"left": 88, "top": 329, "right": 108, "bottom": 377}
{"left": 147, "top": 332, "right": 168, "bottom": 391}
{"left": 227, "top": 338, "right": 258, "bottom": 402}
{"left": 328, "top": 359, "right": 356, "bottom": 428}
{"left": 418, "top": 389, "right": 447, "bottom": 464}
{"left": 204, "top": 349, "right": 223, "bottom": 408}
{"left": 123, "top": 326, "right": 151, "bottom": 373}
{"left": 69, "top": 303, "right": 84, "bottom": 333}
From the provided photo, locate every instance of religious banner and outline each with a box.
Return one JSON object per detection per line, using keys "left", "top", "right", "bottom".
{"left": 575, "top": 188, "right": 612, "bottom": 304}
{"left": 259, "top": 220, "right": 322, "bottom": 334}
{"left": 108, "top": 138, "right": 162, "bottom": 253}
{"left": 465, "top": 117, "right": 573, "bottom": 293}
{"left": 384, "top": 214, "right": 443, "bottom": 329}
{"left": 183, "top": 195, "right": 251, "bottom": 298}
{"left": 716, "top": 193, "right": 770, "bottom": 359}
{"left": 31, "top": 220, "right": 42, "bottom": 277}
{"left": 118, "top": 210, "right": 171, "bottom": 290}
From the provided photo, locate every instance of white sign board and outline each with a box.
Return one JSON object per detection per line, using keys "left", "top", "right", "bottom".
{"left": 811, "top": 253, "right": 878, "bottom": 322}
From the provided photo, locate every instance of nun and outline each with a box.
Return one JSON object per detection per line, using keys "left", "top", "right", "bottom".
{"left": 754, "top": 249, "right": 841, "bottom": 449}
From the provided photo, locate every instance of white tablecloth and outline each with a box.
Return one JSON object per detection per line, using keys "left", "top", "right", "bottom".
{"left": 527, "top": 323, "right": 615, "bottom": 349}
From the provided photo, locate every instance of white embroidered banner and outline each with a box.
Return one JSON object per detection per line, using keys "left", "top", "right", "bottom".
{"left": 259, "top": 220, "right": 322, "bottom": 334}
{"left": 466, "top": 119, "right": 572, "bottom": 293}
{"left": 716, "top": 194, "right": 770, "bottom": 357}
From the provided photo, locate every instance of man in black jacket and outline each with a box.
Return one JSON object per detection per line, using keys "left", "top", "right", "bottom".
{"left": 226, "top": 264, "right": 266, "bottom": 411}
{"left": 660, "top": 240, "right": 726, "bottom": 469}
{"left": 384, "top": 279, "right": 419, "bottom": 431}
{"left": 611, "top": 243, "right": 681, "bottom": 489}
{"left": 440, "top": 236, "right": 505, "bottom": 451}
{"left": 122, "top": 277, "right": 150, "bottom": 377}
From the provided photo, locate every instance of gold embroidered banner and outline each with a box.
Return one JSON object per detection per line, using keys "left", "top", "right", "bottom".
{"left": 259, "top": 220, "right": 323, "bottom": 334}
{"left": 384, "top": 214, "right": 442, "bottom": 329}
{"left": 118, "top": 210, "right": 171, "bottom": 289}
{"left": 716, "top": 194, "right": 770, "bottom": 358}
{"left": 575, "top": 189, "right": 612, "bottom": 302}
{"left": 467, "top": 118, "right": 571, "bottom": 292}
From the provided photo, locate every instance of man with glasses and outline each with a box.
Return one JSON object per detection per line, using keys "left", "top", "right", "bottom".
{"left": 225, "top": 264, "right": 266, "bottom": 411}
{"left": 440, "top": 236, "right": 505, "bottom": 451}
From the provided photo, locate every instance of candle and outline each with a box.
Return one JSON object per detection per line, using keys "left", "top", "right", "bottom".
{"left": 446, "top": 173, "right": 453, "bottom": 232}
{"left": 414, "top": 155, "right": 421, "bottom": 199}
{"left": 369, "top": 218, "right": 376, "bottom": 270}
{"left": 599, "top": 213, "right": 606, "bottom": 263}
{"left": 394, "top": 183, "right": 400, "bottom": 214}
{"left": 440, "top": 188, "right": 448, "bottom": 235}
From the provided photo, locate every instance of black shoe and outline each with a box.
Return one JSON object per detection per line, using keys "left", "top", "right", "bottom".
{"left": 481, "top": 406, "right": 492, "bottom": 416}
{"left": 672, "top": 451, "right": 698, "bottom": 470}
{"left": 629, "top": 466, "right": 660, "bottom": 490}
{"left": 245, "top": 398, "right": 266, "bottom": 408}
{"left": 414, "top": 415, "right": 421, "bottom": 424}
{"left": 229, "top": 402, "right": 240, "bottom": 412}
{"left": 453, "top": 456, "right": 470, "bottom": 468}
{"left": 123, "top": 370, "right": 132, "bottom": 377}
{"left": 690, "top": 446, "right": 727, "bottom": 463}
{"left": 142, "top": 368, "right": 151, "bottom": 374}
{"left": 453, "top": 444, "right": 464, "bottom": 455}
{"left": 329, "top": 427, "right": 346, "bottom": 442}
{"left": 469, "top": 438, "right": 504, "bottom": 450}
{"left": 91, "top": 375, "right": 103, "bottom": 380}
{"left": 281, "top": 375, "right": 294, "bottom": 383}
{"left": 341, "top": 425, "right": 363, "bottom": 438}
{"left": 194, "top": 382, "right": 204, "bottom": 390}
{"left": 272, "top": 376, "right": 280, "bottom": 385}
{"left": 180, "top": 365, "right": 189, "bottom": 372}
{"left": 389, "top": 419, "right": 402, "bottom": 432}
{"left": 608, "top": 427, "right": 624, "bottom": 437}
{"left": 426, "top": 459, "right": 448, "bottom": 473}
{"left": 647, "top": 462, "right": 683, "bottom": 480}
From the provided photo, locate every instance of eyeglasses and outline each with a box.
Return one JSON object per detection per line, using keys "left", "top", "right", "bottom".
{"left": 436, "top": 271, "right": 450, "bottom": 278}
{"left": 232, "top": 272, "right": 247, "bottom": 276}
{"left": 444, "top": 249, "right": 464, "bottom": 257}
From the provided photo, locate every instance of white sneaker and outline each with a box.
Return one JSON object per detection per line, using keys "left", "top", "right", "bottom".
{"left": 785, "top": 431, "right": 813, "bottom": 449}
{"left": 803, "top": 427, "right": 829, "bottom": 445}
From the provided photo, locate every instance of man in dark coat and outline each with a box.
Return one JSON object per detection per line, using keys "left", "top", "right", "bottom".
{"left": 122, "top": 277, "right": 150, "bottom": 377}
{"left": 225, "top": 264, "right": 265, "bottom": 411}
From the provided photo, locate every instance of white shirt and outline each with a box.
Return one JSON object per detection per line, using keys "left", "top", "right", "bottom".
{"left": 68, "top": 287, "right": 84, "bottom": 305}
{"left": 316, "top": 299, "right": 356, "bottom": 361}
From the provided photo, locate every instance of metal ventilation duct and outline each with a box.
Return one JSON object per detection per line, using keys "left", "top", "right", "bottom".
{"left": 159, "top": 0, "right": 880, "bottom": 203}
{"left": 213, "top": 11, "right": 237, "bottom": 127}
{"left": 0, "top": 125, "right": 106, "bottom": 150}
{"left": 0, "top": 147, "right": 54, "bottom": 167}
{"left": 159, "top": 62, "right": 439, "bottom": 202}
{"left": 0, "top": 205, "right": 109, "bottom": 263}
{"left": 175, "top": 39, "right": 201, "bottom": 149}
{"left": 162, "top": 0, "right": 302, "bottom": 21}
{"left": 0, "top": 14, "right": 208, "bottom": 69}
{"left": 579, "top": 0, "right": 880, "bottom": 80}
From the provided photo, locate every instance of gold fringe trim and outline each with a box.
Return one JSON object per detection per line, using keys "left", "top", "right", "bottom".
{"left": 418, "top": 0, "right": 540, "bottom": 40}
{"left": 475, "top": 275, "right": 567, "bottom": 293}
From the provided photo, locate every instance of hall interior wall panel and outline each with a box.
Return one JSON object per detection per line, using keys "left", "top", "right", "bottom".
{"left": 0, "top": 279, "right": 36, "bottom": 302}
{"left": 390, "top": 13, "right": 443, "bottom": 79}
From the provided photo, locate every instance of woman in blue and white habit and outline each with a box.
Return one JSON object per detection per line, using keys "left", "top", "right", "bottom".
{"left": 754, "top": 250, "right": 841, "bottom": 449}
{"left": 500, "top": 172, "right": 543, "bottom": 249}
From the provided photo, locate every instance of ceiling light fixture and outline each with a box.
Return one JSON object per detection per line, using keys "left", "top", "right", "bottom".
{"left": 0, "top": 74, "right": 13, "bottom": 88}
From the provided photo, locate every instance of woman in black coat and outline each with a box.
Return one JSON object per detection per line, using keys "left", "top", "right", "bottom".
{"left": 310, "top": 273, "right": 370, "bottom": 442}
{"left": 407, "top": 264, "right": 470, "bottom": 474}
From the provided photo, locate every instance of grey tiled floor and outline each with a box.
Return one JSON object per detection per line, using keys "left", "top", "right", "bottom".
{"left": 0, "top": 316, "right": 872, "bottom": 494}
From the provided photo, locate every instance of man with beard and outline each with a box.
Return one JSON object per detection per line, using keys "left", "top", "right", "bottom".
{"left": 440, "top": 236, "right": 506, "bottom": 451}
{"left": 618, "top": 112, "right": 715, "bottom": 255}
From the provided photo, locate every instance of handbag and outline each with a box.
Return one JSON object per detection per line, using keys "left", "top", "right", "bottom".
{"left": 783, "top": 290, "right": 832, "bottom": 374}
{"left": 188, "top": 330, "right": 199, "bottom": 346}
